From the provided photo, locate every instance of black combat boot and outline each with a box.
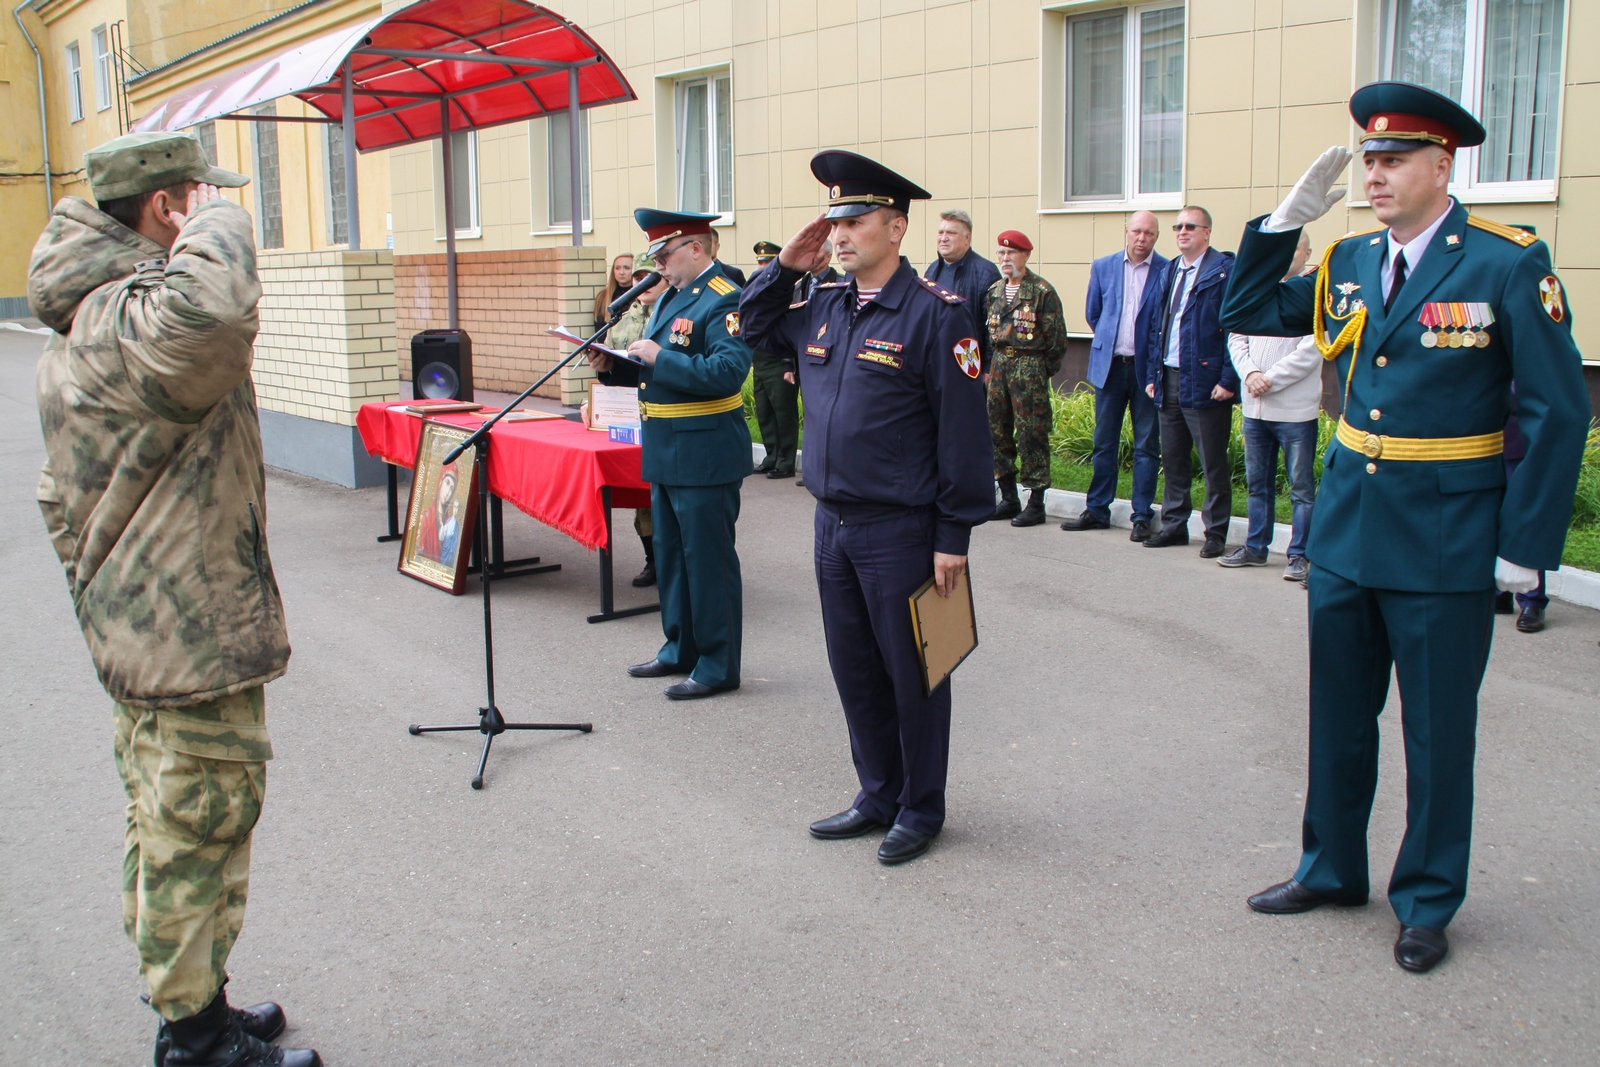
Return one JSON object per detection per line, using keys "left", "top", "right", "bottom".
{"left": 149, "top": 983, "right": 285, "bottom": 1067}
{"left": 162, "top": 991, "right": 321, "bottom": 1067}
{"left": 1011, "top": 487, "right": 1046, "bottom": 527}
{"left": 632, "top": 533, "right": 656, "bottom": 587}
{"left": 991, "top": 478, "right": 1021, "bottom": 521}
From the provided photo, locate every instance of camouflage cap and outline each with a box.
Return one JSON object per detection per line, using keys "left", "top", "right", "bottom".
{"left": 631, "top": 251, "right": 659, "bottom": 276}
{"left": 86, "top": 130, "right": 250, "bottom": 202}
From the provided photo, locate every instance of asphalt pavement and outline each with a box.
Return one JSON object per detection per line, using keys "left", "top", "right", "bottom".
{"left": 3, "top": 326, "right": 1598, "bottom": 1066}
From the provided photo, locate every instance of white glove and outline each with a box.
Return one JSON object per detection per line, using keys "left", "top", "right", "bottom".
{"left": 1494, "top": 557, "right": 1540, "bottom": 594}
{"left": 1263, "top": 146, "right": 1354, "bottom": 233}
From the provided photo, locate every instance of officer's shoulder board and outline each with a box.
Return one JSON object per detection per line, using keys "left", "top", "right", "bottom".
{"left": 1466, "top": 216, "right": 1538, "bottom": 248}
{"left": 708, "top": 275, "right": 739, "bottom": 296}
{"left": 1330, "top": 225, "right": 1385, "bottom": 251}
{"left": 918, "top": 277, "right": 965, "bottom": 304}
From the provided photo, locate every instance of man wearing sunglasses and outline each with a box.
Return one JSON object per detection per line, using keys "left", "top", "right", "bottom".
{"left": 1144, "top": 206, "right": 1239, "bottom": 557}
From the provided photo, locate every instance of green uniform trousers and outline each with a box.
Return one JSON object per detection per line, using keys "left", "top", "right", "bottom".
{"left": 750, "top": 352, "right": 800, "bottom": 474}
{"left": 114, "top": 687, "right": 271, "bottom": 1021}
{"left": 651, "top": 481, "right": 742, "bottom": 689}
{"left": 987, "top": 351, "right": 1053, "bottom": 489}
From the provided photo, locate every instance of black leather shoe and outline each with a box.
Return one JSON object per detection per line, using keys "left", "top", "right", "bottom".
{"left": 1516, "top": 605, "right": 1546, "bottom": 633}
{"left": 1199, "top": 536, "right": 1227, "bottom": 559}
{"left": 1494, "top": 591, "right": 1515, "bottom": 614}
{"left": 150, "top": 992, "right": 285, "bottom": 1066}
{"left": 808, "top": 808, "right": 885, "bottom": 839}
{"left": 162, "top": 991, "right": 320, "bottom": 1067}
{"left": 631, "top": 561, "right": 656, "bottom": 587}
{"left": 877, "top": 825, "right": 934, "bottom": 865}
{"left": 1059, "top": 511, "right": 1110, "bottom": 532}
{"left": 1394, "top": 924, "right": 1449, "bottom": 973}
{"left": 766, "top": 468, "right": 794, "bottom": 479}
{"left": 1128, "top": 518, "right": 1152, "bottom": 542}
{"left": 750, "top": 464, "right": 774, "bottom": 477}
{"left": 1247, "top": 878, "right": 1367, "bottom": 914}
{"left": 626, "top": 658, "right": 681, "bottom": 678}
{"left": 1143, "top": 525, "right": 1189, "bottom": 548}
{"left": 664, "top": 679, "right": 737, "bottom": 700}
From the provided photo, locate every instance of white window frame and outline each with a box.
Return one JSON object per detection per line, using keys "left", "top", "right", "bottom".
{"left": 65, "top": 42, "right": 83, "bottom": 123}
{"left": 1058, "top": 2, "right": 1186, "bottom": 207}
{"left": 672, "top": 71, "right": 733, "bottom": 219}
{"left": 91, "top": 25, "right": 112, "bottom": 112}
{"left": 1374, "top": 0, "right": 1567, "bottom": 203}
{"left": 434, "top": 130, "right": 480, "bottom": 241}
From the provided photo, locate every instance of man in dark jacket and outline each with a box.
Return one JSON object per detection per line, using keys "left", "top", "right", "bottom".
{"left": 924, "top": 209, "right": 1000, "bottom": 357}
{"left": 1143, "top": 205, "right": 1239, "bottom": 557}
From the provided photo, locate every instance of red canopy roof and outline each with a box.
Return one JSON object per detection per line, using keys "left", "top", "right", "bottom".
{"left": 133, "top": 0, "right": 635, "bottom": 151}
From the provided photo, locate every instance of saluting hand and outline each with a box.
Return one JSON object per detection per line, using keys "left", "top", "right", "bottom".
{"left": 1267, "top": 146, "right": 1353, "bottom": 232}
{"left": 779, "top": 214, "right": 832, "bottom": 272}
{"left": 166, "top": 182, "right": 223, "bottom": 231}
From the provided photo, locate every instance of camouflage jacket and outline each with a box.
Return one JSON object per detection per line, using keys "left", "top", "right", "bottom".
{"left": 983, "top": 269, "right": 1069, "bottom": 375}
{"left": 607, "top": 300, "right": 651, "bottom": 349}
{"left": 30, "top": 197, "right": 290, "bottom": 708}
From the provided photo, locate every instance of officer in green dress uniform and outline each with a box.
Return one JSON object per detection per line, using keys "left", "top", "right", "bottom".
{"left": 1221, "top": 83, "right": 1590, "bottom": 973}
{"left": 590, "top": 209, "right": 753, "bottom": 700}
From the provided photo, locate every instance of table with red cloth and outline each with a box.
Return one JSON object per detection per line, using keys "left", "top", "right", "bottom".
{"left": 356, "top": 401, "right": 655, "bottom": 621}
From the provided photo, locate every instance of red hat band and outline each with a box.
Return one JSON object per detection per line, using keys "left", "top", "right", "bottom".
{"left": 1361, "top": 112, "right": 1458, "bottom": 151}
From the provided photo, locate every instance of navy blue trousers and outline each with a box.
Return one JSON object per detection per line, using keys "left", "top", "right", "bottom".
{"left": 814, "top": 503, "right": 951, "bottom": 836}
{"left": 1294, "top": 566, "right": 1494, "bottom": 929}
{"left": 651, "top": 482, "right": 742, "bottom": 689}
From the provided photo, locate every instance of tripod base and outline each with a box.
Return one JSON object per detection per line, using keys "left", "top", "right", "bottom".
{"left": 410, "top": 706, "right": 592, "bottom": 789}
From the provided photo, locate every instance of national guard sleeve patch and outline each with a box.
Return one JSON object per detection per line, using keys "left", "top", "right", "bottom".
{"left": 725, "top": 312, "right": 741, "bottom": 337}
{"left": 1539, "top": 275, "right": 1566, "bottom": 323}
{"left": 953, "top": 337, "right": 982, "bottom": 378}
{"left": 708, "top": 275, "right": 738, "bottom": 296}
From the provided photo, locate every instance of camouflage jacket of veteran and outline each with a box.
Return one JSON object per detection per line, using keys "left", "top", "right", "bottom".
{"left": 983, "top": 269, "right": 1069, "bottom": 375}
{"left": 30, "top": 196, "right": 290, "bottom": 708}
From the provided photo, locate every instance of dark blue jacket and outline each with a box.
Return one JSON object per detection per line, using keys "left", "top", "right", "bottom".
{"left": 1146, "top": 247, "right": 1239, "bottom": 409}
{"left": 925, "top": 248, "right": 1000, "bottom": 361}
{"left": 739, "top": 257, "right": 993, "bottom": 554}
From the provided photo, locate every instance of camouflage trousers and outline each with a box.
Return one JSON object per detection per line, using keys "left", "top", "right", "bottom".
{"left": 987, "top": 352, "right": 1053, "bottom": 489}
{"left": 113, "top": 687, "right": 273, "bottom": 1022}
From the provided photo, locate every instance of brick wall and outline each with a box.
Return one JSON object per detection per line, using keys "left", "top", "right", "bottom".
{"left": 255, "top": 250, "right": 398, "bottom": 426}
{"left": 394, "top": 246, "right": 608, "bottom": 406}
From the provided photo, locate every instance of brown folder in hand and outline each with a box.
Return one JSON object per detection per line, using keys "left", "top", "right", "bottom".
{"left": 908, "top": 566, "right": 978, "bottom": 696}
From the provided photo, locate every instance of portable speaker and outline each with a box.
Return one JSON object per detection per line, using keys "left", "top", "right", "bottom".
{"left": 410, "top": 329, "right": 474, "bottom": 401}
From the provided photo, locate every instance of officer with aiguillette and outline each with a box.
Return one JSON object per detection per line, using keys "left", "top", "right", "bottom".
{"left": 1220, "top": 82, "right": 1589, "bottom": 974}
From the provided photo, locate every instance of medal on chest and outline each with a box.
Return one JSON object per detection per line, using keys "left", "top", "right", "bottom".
{"left": 669, "top": 317, "right": 695, "bottom": 346}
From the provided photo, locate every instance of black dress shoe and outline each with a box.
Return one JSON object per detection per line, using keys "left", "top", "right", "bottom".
{"left": 808, "top": 808, "right": 885, "bottom": 839}
{"left": 1246, "top": 878, "right": 1367, "bottom": 914}
{"left": 877, "top": 825, "right": 934, "bottom": 865}
{"left": 750, "top": 464, "right": 774, "bottom": 477}
{"left": 1394, "top": 924, "right": 1449, "bottom": 973}
{"left": 1059, "top": 511, "right": 1110, "bottom": 531}
{"left": 626, "top": 658, "right": 681, "bottom": 678}
{"left": 1516, "top": 604, "right": 1546, "bottom": 633}
{"left": 1142, "top": 525, "right": 1189, "bottom": 548}
{"left": 664, "top": 678, "right": 737, "bottom": 700}
{"left": 631, "top": 561, "right": 656, "bottom": 587}
{"left": 1494, "top": 590, "right": 1515, "bottom": 614}
{"left": 1199, "top": 535, "right": 1227, "bottom": 559}
{"left": 1128, "top": 519, "right": 1152, "bottom": 542}
{"left": 767, "top": 468, "right": 795, "bottom": 479}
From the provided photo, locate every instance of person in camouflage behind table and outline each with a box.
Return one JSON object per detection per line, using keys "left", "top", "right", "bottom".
{"left": 29, "top": 130, "right": 320, "bottom": 1067}
{"left": 983, "top": 230, "right": 1069, "bottom": 526}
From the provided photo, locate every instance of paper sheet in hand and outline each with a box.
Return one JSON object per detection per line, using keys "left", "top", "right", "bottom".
{"left": 908, "top": 567, "right": 978, "bottom": 695}
{"left": 546, "top": 325, "right": 645, "bottom": 365}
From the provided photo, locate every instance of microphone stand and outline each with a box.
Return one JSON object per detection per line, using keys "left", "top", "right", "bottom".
{"left": 408, "top": 309, "right": 642, "bottom": 789}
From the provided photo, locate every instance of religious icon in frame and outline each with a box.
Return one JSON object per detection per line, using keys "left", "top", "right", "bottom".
{"left": 398, "top": 421, "right": 480, "bottom": 594}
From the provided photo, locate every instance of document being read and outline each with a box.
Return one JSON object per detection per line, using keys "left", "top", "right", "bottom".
{"left": 546, "top": 326, "right": 646, "bottom": 366}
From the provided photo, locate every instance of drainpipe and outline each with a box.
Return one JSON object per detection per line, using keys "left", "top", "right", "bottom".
{"left": 13, "top": 0, "right": 54, "bottom": 216}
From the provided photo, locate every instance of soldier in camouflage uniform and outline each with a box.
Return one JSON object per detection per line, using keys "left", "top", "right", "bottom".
{"left": 29, "top": 131, "right": 320, "bottom": 1067}
{"left": 983, "top": 230, "right": 1068, "bottom": 526}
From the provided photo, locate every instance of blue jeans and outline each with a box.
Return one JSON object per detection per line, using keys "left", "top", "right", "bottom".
{"left": 1087, "top": 357, "right": 1160, "bottom": 522}
{"left": 1242, "top": 416, "right": 1317, "bottom": 557}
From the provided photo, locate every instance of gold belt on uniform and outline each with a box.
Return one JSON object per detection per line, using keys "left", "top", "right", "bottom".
{"left": 638, "top": 393, "right": 743, "bottom": 420}
{"left": 1334, "top": 418, "right": 1503, "bottom": 461}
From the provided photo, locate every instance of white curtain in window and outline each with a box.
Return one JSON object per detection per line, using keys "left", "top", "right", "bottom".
{"left": 548, "top": 111, "right": 591, "bottom": 226}
{"left": 1386, "top": 0, "right": 1468, "bottom": 102}
{"left": 1478, "top": 0, "right": 1561, "bottom": 183}
{"left": 1138, "top": 7, "right": 1184, "bottom": 196}
{"left": 676, "top": 80, "right": 711, "bottom": 213}
{"left": 1067, "top": 13, "right": 1124, "bottom": 200}
{"left": 714, "top": 76, "right": 733, "bottom": 214}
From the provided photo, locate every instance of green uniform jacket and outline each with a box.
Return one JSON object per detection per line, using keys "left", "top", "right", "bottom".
{"left": 605, "top": 262, "right": 753, "bottom": 486}
{"left": 983, "top": 268, "right": 1069, "bottom": 375}
{"left": 1220, "top": 202, "right": 1589, "bottom": 592}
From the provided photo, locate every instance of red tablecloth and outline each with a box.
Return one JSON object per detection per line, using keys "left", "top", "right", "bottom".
{"left": 356, "top": 402, "right": 651, "bottom": 550}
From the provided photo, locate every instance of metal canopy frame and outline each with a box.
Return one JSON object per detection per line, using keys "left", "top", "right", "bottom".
{"left": 132, "top": 0, "right": 636, "bottom": 328}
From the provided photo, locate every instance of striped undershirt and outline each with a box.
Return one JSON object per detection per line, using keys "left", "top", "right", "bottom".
{"left": 1005, "top": 283, "right": 1021, "bottom": 302}
{"left": 855, "top": 286, "right": 882, "bottom": 311}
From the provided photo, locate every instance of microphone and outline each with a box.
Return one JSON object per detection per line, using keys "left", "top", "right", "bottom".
{"left": 607, "top": 271, "right": 663, "bottom": 317}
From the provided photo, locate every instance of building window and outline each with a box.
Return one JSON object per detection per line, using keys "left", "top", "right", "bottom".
{"left": 91, "top": 25, "right": 112, "bottom": 112}
{"left": 66, "top": 42, "right": 83, "bottom": 122}
{"left": 324, "top": 123, "right": 349, "bottom": 246}
{"left": 547, "top": 110, "right": 591, "bottom": 228}
{"left": 1063, "top": 4, "right": 1184, "bottom": 202}
{"left": 195, "top": 121, "right": 217, "bottom": 167}
{"left": 252, "top": 103, "right": 283, "bottom": 250}
{"left": 444, "top": 130, "right": 479, "bottom": 236}
{"left": 674, "top": 73, "right": 732, "bottom": 216}
{"left": 1379, "top": 0, "right": 1564, "bottom": 191}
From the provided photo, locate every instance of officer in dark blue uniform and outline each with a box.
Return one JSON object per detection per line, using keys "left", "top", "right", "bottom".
{"left": 1221, "top": 83, "right": 1590, "bottom": 972}
{"left": 592, "top": 208, "right": 752, "bottom": 700}
{"left": 739, "top": 151, "right": 993, "bottom": 865}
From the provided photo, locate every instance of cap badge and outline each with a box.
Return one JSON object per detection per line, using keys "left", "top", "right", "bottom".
{"left": 830, "top": 184, "right": 841, "bottom": 199}
{"left": 1374, "top": 116, "right": 1389, "bottom": 132}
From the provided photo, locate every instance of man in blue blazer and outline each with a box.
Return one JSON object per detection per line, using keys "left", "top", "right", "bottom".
{"left": 1144, "top": 206, "right": 1238, "bottom": 556}
{"left": 1060, "top": 211, "right": 1167, "bottom": 539}
{"left": 592, "top": 209, "right": 753, "bottom": 700}
{"left": 1221, "top": 84, "right": 1589, "bottom": 973}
